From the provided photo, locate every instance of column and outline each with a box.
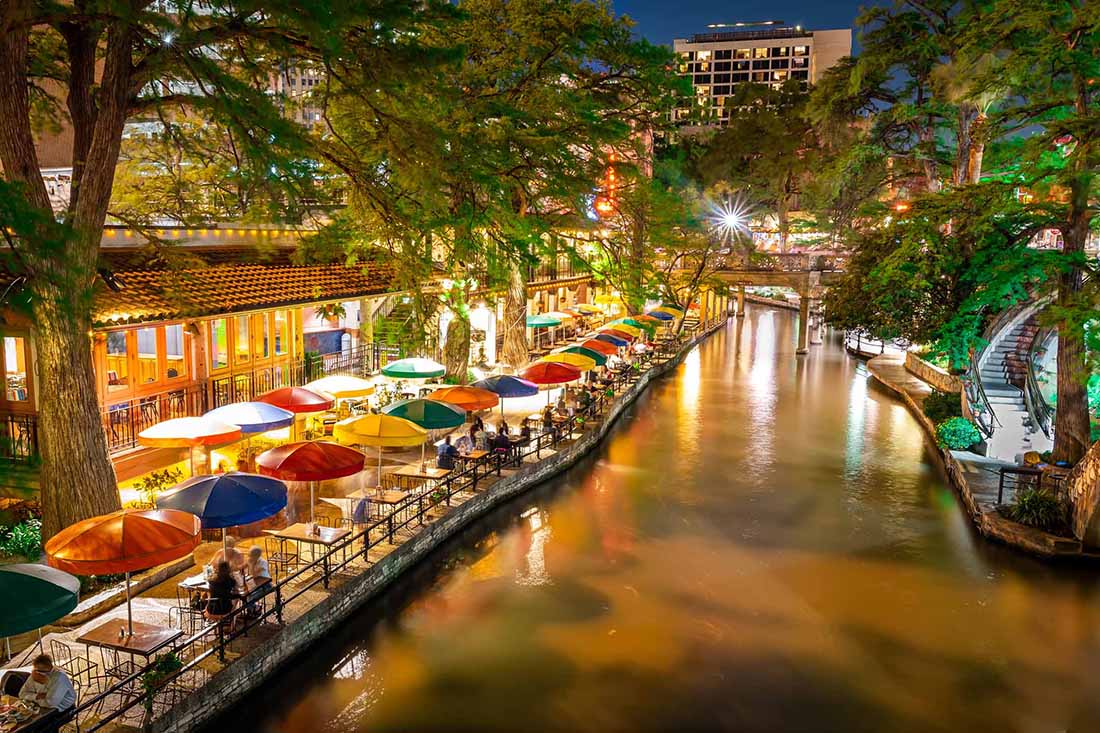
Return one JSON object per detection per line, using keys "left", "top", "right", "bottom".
{"left": 737, "top": 285, "right": 746, "bottom": 318}
{"left": 797, "top": 295, "right": 810, "bottom": 355}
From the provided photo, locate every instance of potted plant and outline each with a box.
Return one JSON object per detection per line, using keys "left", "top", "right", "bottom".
{"left": 141, "top": 651, "right": 183, "bottom": 725}
{"left": 935, "top": 417, "right": 982, "bottom": 451}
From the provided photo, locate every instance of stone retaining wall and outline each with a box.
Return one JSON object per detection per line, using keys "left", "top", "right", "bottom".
{"left": 744, "top": 294, "right": 799, "bottom": 311}
{"left": 153, "top": 321, "right": 727, "bottom": 733}
{"left": 1069, "top": 440, "right": 1100, "bottom": 546}
{"left": 904, "top": 352, "right": 962, "bottom": 394}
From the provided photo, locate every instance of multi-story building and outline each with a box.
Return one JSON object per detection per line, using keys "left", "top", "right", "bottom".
{"left": 672, "top": 20, "right": 851, "bottom": 128}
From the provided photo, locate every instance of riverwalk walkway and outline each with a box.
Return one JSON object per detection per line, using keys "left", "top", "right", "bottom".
{"left": 1, "top": 320, "right": 725, "bottom": 733}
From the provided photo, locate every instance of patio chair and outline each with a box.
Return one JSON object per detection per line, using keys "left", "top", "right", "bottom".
{"left": 50, "top": 639, "right": 100, "bottom": 686}
{"left": 264, "top": 536, "right": 298, "bottom": 579}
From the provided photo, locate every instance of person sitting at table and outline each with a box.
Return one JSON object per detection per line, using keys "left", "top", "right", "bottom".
{"left": 245, "top": 546, "right": 272, "bottom": 588}
{"left": 209, "top": 537, "right": 246, "bottom": 573}
{"left": 454, "top": 432, "right": 473, "bottom": 454}
{"left": 542, "top": 404, "right": 555, "bottom": 432}
{"left": 474, "top": 424, "right": 490, "bottom": 452}
{"left": 204, "top": 561, "right": 240, "bottom": 621}
{"left": 18, "top": 654, "right": 77, "bottom": 718}
{"left": 499, "top": 418, "right": 511, "bottom": 437}
{"left": 491, "top": 428, "right": 512, "bottom": 454}
{"left": 517, "top": 422, "right": 532, "bottom": 445}
{"left": 437, "top": 435, "right": 459, "bottom": 469}
{"left": 577, "top": 387, "right": 592, "bottom": 410}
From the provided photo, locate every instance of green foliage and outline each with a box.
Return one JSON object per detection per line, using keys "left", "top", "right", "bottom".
{"left": 1006, "top": 489, "right": 1066, "bottom": 533}
{"left": 134, "top": 468, "right": 184, "bottom": 508}
{"left": 0, "top": 519, "right": 43, "bottom": 560}
{"left": 142, "top": 652, "right": 184, "bottom": 717}
{"left": 923, "top": 391, "right": 963, "bottom": 424}
{"left": 935, "top": 417, "right": 982, "bottom": 451}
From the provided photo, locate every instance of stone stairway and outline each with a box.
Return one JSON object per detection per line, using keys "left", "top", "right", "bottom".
{"left": 979, "top": 315, "right": 1051, "bottom": 460}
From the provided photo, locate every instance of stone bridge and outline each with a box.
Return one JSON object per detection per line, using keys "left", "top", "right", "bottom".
{"left": 716, "top": 253, "right": 846, "bottom": 354}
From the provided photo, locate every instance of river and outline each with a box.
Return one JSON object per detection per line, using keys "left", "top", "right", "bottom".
{"left": 226, "top": 306, "right": 1100, "bottom": 733}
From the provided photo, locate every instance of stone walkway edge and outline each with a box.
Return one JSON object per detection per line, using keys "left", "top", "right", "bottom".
{"left": 150, "top": 320, "right": 730, "bottom": 733}
{"left": 864, "top": 351, "right": 1083, "bottom": 560}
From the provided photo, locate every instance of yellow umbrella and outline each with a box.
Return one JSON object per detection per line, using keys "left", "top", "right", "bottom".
{"left": 594, "top": 293, "right": 618, "bottom": 305}
{"left": 333, "top": 414, "right": 428, "bottom": 483}
{"left": 539, "top": 352, "right": 597, "bottom": 371}
{"left": 652, "top": 306, "right": 684, "bottom": 316}
{"left": 304, "top": 375, "right": 375, "bottom": 398}
{"left": 602, "top": 322, "right": 642, "bottom": 337}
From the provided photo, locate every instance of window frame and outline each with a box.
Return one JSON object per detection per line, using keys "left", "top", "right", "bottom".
{"left": 1, "top": 333, "right": 34, "bottom": 412}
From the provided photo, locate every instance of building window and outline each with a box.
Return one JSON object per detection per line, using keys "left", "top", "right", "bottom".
{"left": 753, "top": 71, "right": 769, "bottom": 82}
{"left": 135, "top": 327, "right": 160, "bottom": 385}
{"left": 234, "top": 316, "right": 250, "bottom": 365}
{"left": 773, "top": 70, "right": 789, "bottom": 81}
{"left": 714, "top": 61, "right": 731, "bottom": 72}
{"left": 792, "top": 57, "right": 808, "bottom": 68}
{"left": 257, "top": 314, "right": 271, "bottom": 359}
{"left": 715, "top": 49, "right": 731, "bottom": 60}
{"left": 697, "top": 50, "right": 711, "bottom": 61}
{"left": 752, "top": 60, "right": 769, "bottom": 70}
{"left": 753, "top": 47, "right": 768, "bottom": 59}
{"left": 735, "top": 48, "right": 751, "bottom": 59}
{"left": 770, "top": 46, "right": 789, "bottom": 57}
{"left": 106, "top": 331, "right": 129, "bottom": 393}
{"left": 734, "top": 60, "right": 750, "bottom": 71}
{"left": 3, "top": 336, "right": 29, "bottom": 402}
{"left": 165, "top": 324, "right": 186, "bottom": 379}
{"left": 714, "top": 85, "right": 731, "bottom": 96}
{"left": 772, "top": 59, "right": 790, "bottom": 69}
{"left": 793, "top": 46, "right": 809, "bottom": 56}
{"left": 274, "top": 310, "right": 288, "bottom": 356}
{"left": 210, "top": 318, "right": 229, "bottom": 370}
{"left": 792, "top": 69, "right": 809, "bottom": 80}
{"left": 714, "top": 73, "right": 731, "bottom": 84}
{"left": 694, "top": 74, "right": 711, "bottom": 85}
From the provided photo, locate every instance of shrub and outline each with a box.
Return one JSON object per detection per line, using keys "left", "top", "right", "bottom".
{"left": 0, "top": 518, "right": 42, "bottom": 560}
{"left": 1007, "top": 489, "right": 1066, "bottom": 532}
{"left": 935, "top": 417, "right": 981, "bottom": 450}
{"left": 923, "top": 390, "right": 962, "bottom": 424}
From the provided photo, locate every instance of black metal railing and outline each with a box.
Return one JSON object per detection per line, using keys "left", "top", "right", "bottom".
{"left": 62, "top": 326, "right": 708, "bottom": 732}
{"left": 0, "top": 412, "right": 38, "bottom": 463}
{"left": 997, "top": 466, "right": 1069, "bottom": 505}
{"left": 1024, "top": 326, "right": 1056, "bottom": 439}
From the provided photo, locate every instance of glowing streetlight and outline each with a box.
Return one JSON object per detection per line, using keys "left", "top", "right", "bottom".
{"left": 707, "top": 196, "right": 752, "bottom": 243}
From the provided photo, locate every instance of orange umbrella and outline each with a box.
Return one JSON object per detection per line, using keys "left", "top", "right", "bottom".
{"left": 579, "top": 339, "right": 618, "bottom": 356}
{"left": 258, "top": 386, "right": 334, "bottom": 413}
{"left": 521, "top": 361, "right": 582, "bottom": 385}
{"left": 45, "top": 509, "right": 201, "bottom": 633}
{"left": 633, "top": 314, "right": 662, "bottom": 324}
{"left": 137, "top": 417, "right": 241, "bottom": 448}
{"left": 428, "top": 386, "right": 499, "bottom": 412}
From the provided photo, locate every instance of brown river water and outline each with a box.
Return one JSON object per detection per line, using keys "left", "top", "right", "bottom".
{"left": 221, "top": 306, "right": 1100, "bottom": 733}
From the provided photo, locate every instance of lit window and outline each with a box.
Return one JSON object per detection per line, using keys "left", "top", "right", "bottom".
{"left": 697, "top": 50, "right": 711, "bottom": 60}
{"left": 258, "top": 313, "right": 270, "bottom": 359}
{"left": 753, "top": 47, "right": 768, "bottom": 59}
{"left": 210, "top": 318, "right": 229, "bottom": 370}
{"left": 166, "top": 324, "right": 186, "bottom": 379}
{"left": 274, "top": 311, "right": 288, "bottom": 355}
{"left": 3, "top": 337, "right": 28, "bottom": 401}
{"left": 235, "top": 316, "right": 250, "bottom": 364}
{"left": 135, "top": 327, "right": 159, "bottom": 384}
{"left": 793, "top": 46, "right": 809, "bottom": 56}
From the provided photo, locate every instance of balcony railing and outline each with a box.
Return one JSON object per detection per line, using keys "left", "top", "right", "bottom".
{"left": 0, "top": 412, "right": 38, "bottom": 464}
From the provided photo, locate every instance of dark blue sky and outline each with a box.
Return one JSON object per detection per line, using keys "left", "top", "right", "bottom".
{"left": 612, "top": 0, "right": 873, "bottom": 47}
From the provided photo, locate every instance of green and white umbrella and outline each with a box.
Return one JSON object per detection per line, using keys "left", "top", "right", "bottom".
{"left": 526, "top": 315, "right": 562, "bottom": 328}
{"left": 381, "top": 357, "right": 446, "bottom": 380}
{"left": 0, "top": 564, "right": 80, "bottom": 659}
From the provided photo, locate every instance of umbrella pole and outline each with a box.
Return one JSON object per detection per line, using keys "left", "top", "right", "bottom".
{"left": 125, "top": 571, "right": 133, "bottom": 636}
{"left": 223, "top": 527, "right": 227, "bottom": 555}
{"left": 310, "top": 481, "right": 316, "bottom": 523}
{"left": 4, "top": 637, "right": 9, "bottom": 661}
{"left": 378, "top": 447, "right": 383, "bottom": 489}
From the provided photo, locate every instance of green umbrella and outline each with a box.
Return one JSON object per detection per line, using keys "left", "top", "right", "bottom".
{"left": 383, "top": 398, "right": 466, "bottom": 429}
{"left": 381, "top": 357, "right": 446, "bottom": 379}
{"left": 1, "top": 564, "right": 80, "bottom": 657}
{"left": 555, "top": 345, "right": 608, "bottom": 367}
{"left": 610, "top": 318, "right": 657, "bottom": 336}
{"left": 526, "top": 315, "right": 562, "bottom": 328}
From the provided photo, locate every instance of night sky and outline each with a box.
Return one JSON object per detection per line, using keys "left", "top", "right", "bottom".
{"left": 612, "top": 0, "right": 876, "bottom": 47}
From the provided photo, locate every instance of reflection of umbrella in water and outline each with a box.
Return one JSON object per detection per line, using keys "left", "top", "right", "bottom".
{"left": 45, "top": 509, "right": 201, "bottom": 634}
{"left": 156, "top": 472, "right": 288, "bottom": 553}
{"left": 0, "top": 564, "right": 80, "bottom": 660}
{"left": 137, "top": 416, "right": 242, "bottom": 475}
{"left": 255, "top": 441, "right": 365, "bottom": 522}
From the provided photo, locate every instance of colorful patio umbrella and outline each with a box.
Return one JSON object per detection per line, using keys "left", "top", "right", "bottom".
{"left": 593, "top": 333, "right": 629, "bottom": 348}
{"left": 555, "top": 345, "right": 608, "bottom": 367}
{"left": 645, "top": 310, "right": 675, "bottom": 321}
{"left": 659, "top": 303, "right": 686, "bottom": 313}
{"left": 633, "top": 314, "right": 663, "bottom": 325}
{"left": 333, "top": 414, "right": 428, "bottom": 480}
{"left": 603, "top": 322, "right": 642, "bottom": 338}
{"left": 258, "top": 386, "right": 334, "bottom": 413}
{"left": 0, "top": 564, "right": 80, "bottom": 658}
{"left": 137, "top": 416, "right": 243, "bottom": 474}
{"left": 541, "top": 311, "right": 574, "bottom": 320}
{"left": 304, "top": 375, "right": 376, "bottom": 398}
{"left": 156, "top": 473, "right": 288, "bottom": 551}
{"left": 611, "top": 318, "right": 656, "bottom": 335}
{"left": 256, "top": 441, "right": 365, "bottom": 523}
{"left": 381, "top": 357, "right": 446, "bottom": 380}
{"left": 539, "top": 352, "right": 597, "bottom": 371}
{"left": 526, "top": 314, "right": 562, "bottom": 328}
{"left": 204, "top": 402, "right": 294, "bottom": 434}
{"left": 428, "top": 385, "right": 500, "bottom": 412}
{"left": 573, "top": 304, "right": 601, "bottom": 314}
{"left": 598, "top": 328, "right": 636, "bottom": 342}
{"left": 594, "top": 293, "right": 618, "bottom": 305}
{"left": 521, "top": 361, "right": 582, "bottom": 385}
{"left": 578, "top": 338, "right": 618, "bottom": 356}
{"left": 383, "top": 399, "right": 466, "bottom": 430}
{"left": 472, "top": 375, "right": 540, "bottom": 399}
{"left": 45, "top": 509, "right": 201, "bottom": 634}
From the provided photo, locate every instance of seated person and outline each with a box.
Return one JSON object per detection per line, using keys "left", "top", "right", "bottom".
{"left": 542, "top": 405, "right": 555, "bottom": 431}
{"left": 437, "top": 435, "right": 459, "bottom": 469}
{"left": 454, "top": 432, "right": 473, "bottom": 454}
{"left": 517, "top": 423, "right": 532, "bottom": 444}
{"left": 577, "top": 388, "right": 592, "bottom": 409}
{"left": 18, "top": 654, "right": 77, "bottom": 714}
{"left": 491, "top": 429, "right": 512, "bottom": 454}
{"left": 474, "top": 426, "right": 490, "bottom": 452}
{"left": 499, "top": 418, "right": 511, "bottom": 436}
{"left": 209, "top": 537, "right": 245, "bottom": 573}
{"left": 204, "top": 561, "right": 240, "bottom": 619}
{"left": 244, "top": 546, "right": 272, "bottom": 591}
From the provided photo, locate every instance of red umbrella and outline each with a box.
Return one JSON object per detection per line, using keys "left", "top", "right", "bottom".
{"left": 521, "top": 361, "right": 583, "bottom": 385}
{"left": 258, "top": 386, "right": 334, "bottom": 414}
{"left": 579, "top": 339, "right": 618, "bottom": 356}
{"left": 598, "top": 328, "right": 636, "bottom": 342}
{"left": 256, "top": 441, "right": 365, "bottom": 522}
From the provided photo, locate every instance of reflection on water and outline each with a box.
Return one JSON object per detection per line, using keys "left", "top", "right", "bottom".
{"left": 237, "top": 307, "right": 1100, "bottom": 733}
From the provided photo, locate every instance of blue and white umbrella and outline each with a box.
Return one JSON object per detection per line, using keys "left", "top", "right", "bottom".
{"left": 205, "top": 402, "right": 295, "bottom": 434}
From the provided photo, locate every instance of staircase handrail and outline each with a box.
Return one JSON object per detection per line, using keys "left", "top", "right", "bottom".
{"left": 1024, "top": 325, "right": 1056, "bottom": 439}
{"left": 966, "top": 350, "right": 1000, "bottom": 437}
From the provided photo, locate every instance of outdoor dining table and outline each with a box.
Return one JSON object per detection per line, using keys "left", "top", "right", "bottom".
{"left": 348, "top": 488, "right": 408, "bottom": 518}
{"left": 0, "top": 694, "right": 49, "bottom": 733}
{"left": 391, "top": 464, "right": 451, "bottom": 490}
{"left": 262, "top": 524, "right": 352, "bottom": 588}
{"left": 76, "top": 618, "right": 182, "bottom": 662}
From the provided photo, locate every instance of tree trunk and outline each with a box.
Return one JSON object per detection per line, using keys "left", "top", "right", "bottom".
{"left": 501, "top": 262, "right": 529, "bottom": 370}
{"left": 777, "top": 192, "right": 790, "bottom": 252}
{"left": 1051, "top": 187, "right": 1092, "bottom": 464}
{"left": 443, "top": 312, "right": 470, "bottom": 381}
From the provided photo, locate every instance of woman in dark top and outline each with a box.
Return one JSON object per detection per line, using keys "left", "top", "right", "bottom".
{"left": 205, "top": 561, "right": 238, "bottom": 617}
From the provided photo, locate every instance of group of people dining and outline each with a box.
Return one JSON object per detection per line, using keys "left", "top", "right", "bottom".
{"left": 436, "top": 415, "right": 533, "bottom": 470}
{"left": 200, "top": 539, "right": 273, "bottom": 622}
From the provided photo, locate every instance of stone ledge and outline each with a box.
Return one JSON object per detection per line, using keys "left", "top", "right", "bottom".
{"left": 904, "top": 351, "right": 962, "bottom": 394}
{"left": 152, "top": 321, "right": 727, "bottom": 733}
{"left": 57, "top": 555, "right": 197, "bottom": 627}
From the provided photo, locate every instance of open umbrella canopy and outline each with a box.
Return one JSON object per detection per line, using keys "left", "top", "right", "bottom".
{"left": 204, "top": 402, "right": 294, "bottom": 434}
{"left": 304, "top": 375, "right": 375, "bottom": 398}
{"left": 578, "top": 338, "right": 619, "bottom": 356}
{"left": 0, "top": 564, "right": 80, "bottom": 637}
{"left": 611, "top": 318, "right": 656, "bottom": 335}
{"left": 555, "top": 345, "right": 608, "bottom": 367}
{"left": 381, "top": 357, "right": 446, "bottom": 380}
{"left": 573, "top": 304, "right": 601, "bottom": 314}
{"left": 645, "top": 310, "right": 675, "bottom": 321}
{"left": 256, "top": 441, "right": 365, "bottom": 482}
{"left": 603, "top": 322, "right": 643, "bottom": 337}
{"left": 539, "top": 352, "right": 597, "bottom": 371}
{"left": 137, "top": 416, "right": 242, "bottom": 449}
{"left": 594, "top": 293, "right": 618, "bottom": 305}
{"left": 383, "top": 398, "right": 466, "bottom": 430}
{"left": 541, "top": 311, "right": 574, "bottom": 320}
{"left": 633, "top": 314, "right": 663, "bottom": 325}
{"left": 333, "top": 414, "right": 428, "bottom": 447}
{"left": 156, "top": 473, "right": 288, "bottom": 529}
{"left": 45, "top": 509, "right": 201, "bottom": 576}
{"left": 659, "top": 302, "right": 686, "bottom": 313}
{"left": 526, "top": 314, "right": 562, "bottom": 328}
{"left": 258, "top": 386, "right": 334, "bottom": 414}
{"left": 471, "top": 375, "right": 540, "bottom": 399}
{"left": 521, "top": 361, "right": 583, "bottom": 385}
{"left": 598, "top": 328, "right": 636, "bottom": 342}
{"left": 593, "top": 333, "right": 629, "bottom": 348}
{"left": 428, "top": 385, "right": 500, "bottom": 411}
